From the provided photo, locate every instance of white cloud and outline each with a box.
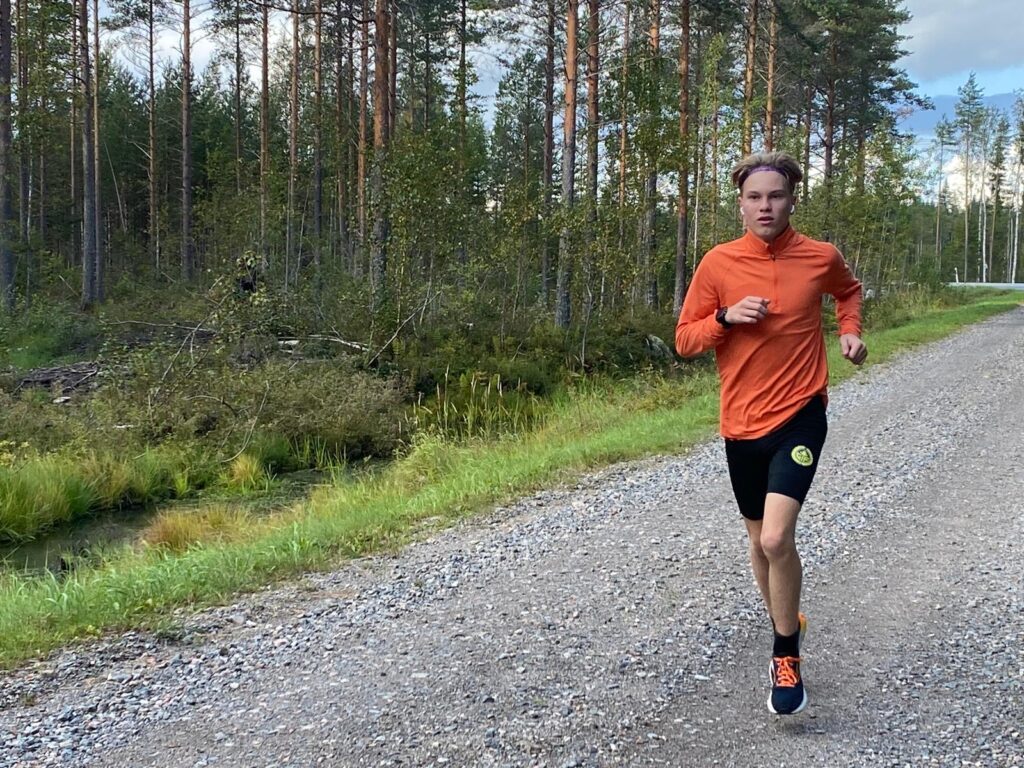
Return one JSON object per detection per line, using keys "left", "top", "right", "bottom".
{"left": 900, "top": 0, "right": 1023, "bottom": 87}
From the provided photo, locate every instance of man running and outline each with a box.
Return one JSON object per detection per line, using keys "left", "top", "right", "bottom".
{"left": 674, "top": 151, "right": 867, "bottom": 715}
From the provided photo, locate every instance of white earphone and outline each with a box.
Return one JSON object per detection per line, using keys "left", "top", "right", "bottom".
{"left": 789, "top": 205, "right": 795, "bottom": 213}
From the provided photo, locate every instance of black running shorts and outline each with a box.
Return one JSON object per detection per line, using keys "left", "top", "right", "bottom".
{"left": 724, "top": 395, "right": 828, "bottom": 521}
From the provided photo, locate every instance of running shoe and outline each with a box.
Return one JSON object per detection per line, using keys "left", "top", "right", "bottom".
{"left": 767, "top": 655, "right": 807, "bottom": 715}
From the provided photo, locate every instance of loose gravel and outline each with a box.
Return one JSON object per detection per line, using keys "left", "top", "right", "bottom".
{"left": 2, "top": 308, "right": 1023, "bottom": 768}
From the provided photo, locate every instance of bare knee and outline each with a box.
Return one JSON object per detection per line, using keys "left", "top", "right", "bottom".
{"left": 759, "top": 530, "right": 796, "bottom": 562}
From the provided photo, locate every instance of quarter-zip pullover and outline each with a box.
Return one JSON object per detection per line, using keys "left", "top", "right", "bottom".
{"left": 675, "top": 226, "right": 862, "bottom": 439}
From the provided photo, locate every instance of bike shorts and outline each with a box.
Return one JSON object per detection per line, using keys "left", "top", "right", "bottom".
{"left": 724, "top": 395, "right": 828, "bottom": 521}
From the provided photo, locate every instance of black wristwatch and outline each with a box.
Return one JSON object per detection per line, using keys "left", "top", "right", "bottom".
{"left": 715, "top": 307, "right": 733, "bottom": 328}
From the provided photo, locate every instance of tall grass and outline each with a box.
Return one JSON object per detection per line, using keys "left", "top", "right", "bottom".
{"left": 0, "top": 449, "right": 193, "bottom": 541}
{"left": 410, "top": 370, "right": 543, "bottom": 441}
{"left": 142, "top": 504, "right": 254, "bottom": 552}
{"left": 0, "top": 289, "right": 1017, "bottom": 666}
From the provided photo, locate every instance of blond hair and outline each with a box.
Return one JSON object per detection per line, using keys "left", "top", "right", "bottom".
{"left": 731, "top": 151, "right": 803, "bottom": 195}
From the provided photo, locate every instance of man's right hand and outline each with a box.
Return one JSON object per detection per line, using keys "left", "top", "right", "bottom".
{"left": 726, "top": 296, "right": 770, "bottom": 325}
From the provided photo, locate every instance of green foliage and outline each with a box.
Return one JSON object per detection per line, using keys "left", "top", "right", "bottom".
{"left": 0, "top": 447, "right": 195, "bottom": 542}
{"left": 862, "top": 285, "right": 994, "bottom": 331}
{"left": 0, "top": 293, "right": 1018, "bottom": 665}
{"left": 0, "top": 306, "right": 101, "bottom": 370}
{"left": 410, "top": 370, "right": 543, "bottom": 442}
{"left": 224, "top": 453, "right": 270, "bottom": 492}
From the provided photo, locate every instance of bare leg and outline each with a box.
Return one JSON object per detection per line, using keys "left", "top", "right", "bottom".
{"left": 759, "top": 493, "right": 802, "bottom": 637}
{"left": 743, "top": 517, "right": 771, "bottom": 617}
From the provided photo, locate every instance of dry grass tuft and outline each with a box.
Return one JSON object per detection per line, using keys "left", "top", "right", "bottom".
{"left": 142, "top": 504, "right": 252, "bottom": 552}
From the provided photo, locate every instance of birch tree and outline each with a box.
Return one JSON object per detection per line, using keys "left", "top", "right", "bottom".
{"left": 78, "top": 0, "right": 99, "bottom": 304}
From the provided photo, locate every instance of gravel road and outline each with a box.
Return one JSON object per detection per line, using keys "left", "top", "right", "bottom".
{"left": 2, "top": 307, "right": 1023, "bottom": 768}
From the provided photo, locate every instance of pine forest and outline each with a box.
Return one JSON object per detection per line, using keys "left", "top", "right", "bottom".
{"left": 0, "top": 0, "right": 1023, "bottom": 552}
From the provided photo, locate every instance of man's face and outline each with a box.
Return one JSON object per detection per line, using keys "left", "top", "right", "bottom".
{"left": 738, "top": 170, "right": 795, "bottom": 243}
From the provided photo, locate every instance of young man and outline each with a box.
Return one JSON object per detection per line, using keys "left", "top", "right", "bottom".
{"left": 674, "top": 151, "right": 867, "bottom": 715}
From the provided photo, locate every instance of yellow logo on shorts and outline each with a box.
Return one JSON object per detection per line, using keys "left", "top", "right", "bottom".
{"left": 791, "top": 446, "right": 814, "bottom": 467}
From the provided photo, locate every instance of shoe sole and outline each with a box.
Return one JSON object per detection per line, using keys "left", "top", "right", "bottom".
{"left": 767, "top": 687, "right": 808, "bottom": 715}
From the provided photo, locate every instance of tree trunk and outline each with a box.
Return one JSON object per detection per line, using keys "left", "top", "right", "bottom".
{"left": 710, "top": 87, "right": 719, "bottom": 244}
{"left": 37, "top": 139, "right": 45, "bottom": 245}
{"left": 583, "top": 0, "right": 599, "bottom": 318}
{"left": 989, "top": 194, "right": 998, "bottom": 281}
{"left": 287, "top": 3, "right": 299, "bottom": 287}
{"left": 313, "top": 0, "right": 323, "bottom": 274}
{"left": 1011, "top": 202, "right": 1020, "bottom": 282}
{"left": 260, "top": 3, "right": 272, "bottom": 271}
{"left": 148, "top": 0, "right": 158, "bottom": 271}
{"left": 233, "top": 0, "right": 243, "bottom": 196}
{"left": 357, "top": 0, "right": 369, "bottom": 277}
{"left": 617, "top": 1, "right": 629, "bottom": 253}
{"left": 369, "top": 0, "right": 390, "bottom": 314}
{"left": 79, "top": 0, "right": 98, "bottom": 306}
{"left": 388, "top": 0, "right": 396, "bottom": 137}
{"left": 934, "top": 140, "right": 943, "bottom": 274}
{"left": 15, "top": 0, "right": 26, "bottom": 243}
{"left": 802, "top": 84, "right": 811, "bottom": 199}
{"left": 541, "top": 0, "right": 554, "bottom": 306}
{"left": 764, "top": 0, "right": 776, "bottom": 151}
{"left": 69, "top": 12, "right": 79, "bottom": 269}
{"left": 92, "top": 0, "right": 103, "bottom": 300}
{"left": 181, "top": 0, "right": 194, "bottom": 281}
{"left": 336, "top": 0, "right": 352, "bottom": 268}
{"left": 555, "top": 0, "right": 578, "bottom": 329}
{"left": 824, "top": 73, "right": 837, "bottom": 178}
{"left": 978, "top": 175, "right": 987, "bottom": 281}
{"left": 456, "top": 0, "right": 467, "bottom": 269}
{"left": 673, "top": 0, "right": 689, "bottom": 315}
{"left": 741, "top": 0, "right": 757, "bottom": 156}
{"left": 821, "top": 39, "right": 837, "bottom": 237}
{"left": 0, "top": 0, "right": 12, "bottom": 312}
{"left": 424, "top": 31, "right": 431, "bottom": 131}
{"left": 643, "top": 0, "right": 660, "bottom": 309}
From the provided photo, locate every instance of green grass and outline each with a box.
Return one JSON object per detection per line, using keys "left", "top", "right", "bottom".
{"left": 0, "top": 289, "right": 1018, "bottom": 667}
{"left": 0, "top": 448, "right": 197, "bottom": 541}
{"left": 0, "top": 312, "right": 101, "bottom": 370}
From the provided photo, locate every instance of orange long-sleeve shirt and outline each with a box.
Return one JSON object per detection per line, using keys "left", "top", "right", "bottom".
{"left": 675, "top": 226, "right": 862, "bottom": 439}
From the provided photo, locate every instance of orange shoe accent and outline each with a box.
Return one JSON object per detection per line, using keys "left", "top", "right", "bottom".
{"left": 771, "top": 656, "right": 802, "bottom": 688}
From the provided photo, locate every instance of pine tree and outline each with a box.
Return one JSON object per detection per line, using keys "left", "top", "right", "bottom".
{"left": 955, "top": 73, "right": 984, "bottom": 282}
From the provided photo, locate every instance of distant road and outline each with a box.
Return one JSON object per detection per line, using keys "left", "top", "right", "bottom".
{"left": 950, "top": 282, "right": 1024, "bottom": 291}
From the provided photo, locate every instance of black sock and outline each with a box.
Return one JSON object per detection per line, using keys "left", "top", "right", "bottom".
{"left": 773, "top": 627, "right": 800, "bottom": 658}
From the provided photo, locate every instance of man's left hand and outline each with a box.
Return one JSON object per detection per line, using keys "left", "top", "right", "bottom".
{"left": 840, "top": 334, "right": 868, "bottom": 365}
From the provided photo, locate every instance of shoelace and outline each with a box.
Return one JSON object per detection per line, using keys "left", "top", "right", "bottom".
{"left": 772, "top": 656, "right": 802, "bottom": 688}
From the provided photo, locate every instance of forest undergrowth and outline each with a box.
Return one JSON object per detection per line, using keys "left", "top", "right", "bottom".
{"left": 0, "top": 283, "right": 1017, "bottom": 666}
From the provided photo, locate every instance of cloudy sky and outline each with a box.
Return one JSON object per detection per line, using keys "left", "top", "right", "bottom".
{"left": 899, "top": 0, "right": 1023, "bottom": 97}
